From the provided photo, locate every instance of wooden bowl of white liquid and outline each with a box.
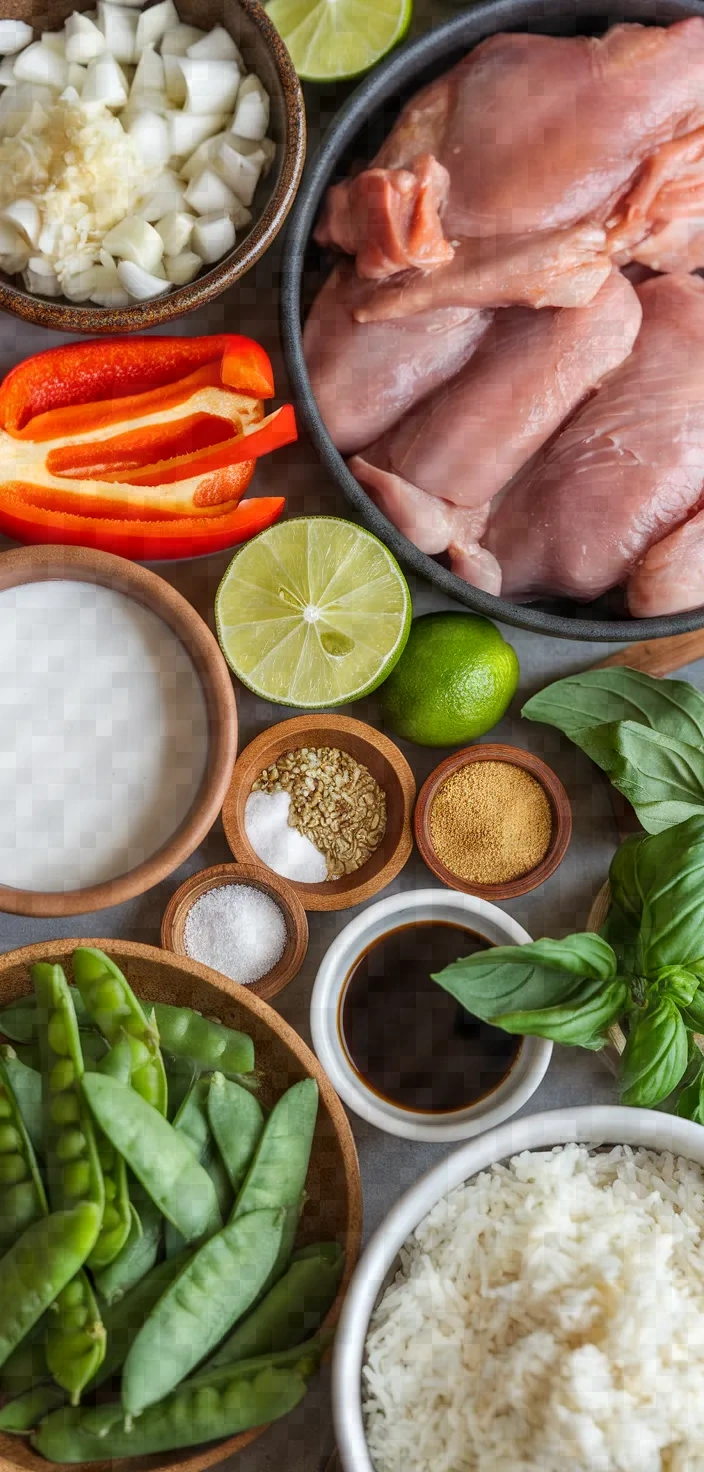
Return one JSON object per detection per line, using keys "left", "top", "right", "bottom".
{"left": 0, "top": 545, "right": 237, "bottom": 917}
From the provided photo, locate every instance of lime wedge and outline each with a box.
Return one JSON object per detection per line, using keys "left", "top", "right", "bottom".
{"left": 264, "top": 0, "right": 412, "bottom": 82}
{"left": 215, "top": 516, "right": 412, "bottom": 709}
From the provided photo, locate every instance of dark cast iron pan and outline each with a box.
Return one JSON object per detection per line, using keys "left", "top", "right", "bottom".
{"left": 280, "top": 0, "right": 704, "bottom": 642}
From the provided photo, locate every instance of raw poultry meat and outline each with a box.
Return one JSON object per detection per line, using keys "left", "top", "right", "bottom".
{"left": 315, "top": 155, "right": 455, "bottom": 280}
{"left": 628, "top": 511, "right": 704, "bottom": 616}
{"left": 303, "top": 262, "right": 492, "bottom": 455}
{"left": 316, "top": 20, "right": 704, "bottom": 306}
{"left": 349, "top": 268, "right": 642, "bottom": 513}
{"left": 484, "top": 274, "right": 704, "bottom": 603}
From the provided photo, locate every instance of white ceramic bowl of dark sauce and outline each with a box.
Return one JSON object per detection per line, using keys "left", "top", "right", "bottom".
{"left": 309, "top": 889, "right": 552, "bottom": 1142}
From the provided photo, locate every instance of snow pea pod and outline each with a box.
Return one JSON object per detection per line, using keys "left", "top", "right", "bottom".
{"left": 0, "top": 991, "right": 92, "bottom": 1045}
{"left": 0, "top": 1055, "right": 47, "bottom": 1253}
{"left": 234, "top": 1078, "right": 318, "bottom": 1280}
{"left": 152, "top": 1003, "right": 255, "bottom": 1077}
{"left": 81, "top": 1073, "right": 222, "bottom": 1244}
{"left": 0, "top": 1320, "right": 48, "bottom": 1394}
{"left": 204, "top": 1243, "right": 344, "bottom": 1370}
{"left": 93, "top": 1181, "right": 162, "bottom": 1304}
{"left": 85, "top": 1039, "right": 133, "bottom": 1270}
{"left": 0, "top": 1048, "right": 43, "bottom": 1158}
{"left": 0, "top": 1382, "right": 65, "bottom": 1433}
{"left": 0, "top": 1201, "right": 101, "bottom": 1369}
{"left": 164, "top": 1053, "right": 198, "bottom": 1121}
{"left": 164, "top": 1077, "right": 232, "bottom": 1258}
{"left": 122, "top": 1206, "right": 285, "bottom": 1414}
{"left": 208, "top": 1072, "right": 264, "bottom": 1193}
{"left": 92, "top": 1249, "right": 191, "bottom": 1388}
{"left": 34, "top": 1362, "right": 311, "bottom": 1461}
{"left": 72, "top": 949, "right": 167, "bottom": 1116}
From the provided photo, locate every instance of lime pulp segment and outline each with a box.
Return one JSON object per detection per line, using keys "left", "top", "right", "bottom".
{"left": 215, "top": 517, "right": 412, "bottom": 709}
{"left": 264, "top": 0, "right": 412, "bottom": 81}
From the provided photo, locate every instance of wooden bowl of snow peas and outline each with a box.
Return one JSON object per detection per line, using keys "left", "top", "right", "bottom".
{"left": 0, "top": 938, "right": 361, "bottom": 1472}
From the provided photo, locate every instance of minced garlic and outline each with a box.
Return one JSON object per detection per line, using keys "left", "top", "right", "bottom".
{"left": 0, "top": 94, "right": 158, "bottom": 294}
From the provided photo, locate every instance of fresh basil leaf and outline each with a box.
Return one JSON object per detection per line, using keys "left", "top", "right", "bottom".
{"left": 495, "top": 974, "right": 628, "bottom": 1050}
{"left": 682, "top": 987, "right": 704, "bottom": 1031}
{"left": 523, "top": 668, "right": 704, "bottom": 748}
{"left": 652, "top": 966, "right": 699, "bottom": 1007}
{"left": 633, "top": 817, "right": 704, "bottom": 972}
{"left": 619, "top": 999, "right": 689, "bottom": 1107}
{"left": 609, "top": 834, "right": 645, "bottom": 926}
{"left": 600, "top": 905, "right": 641, "bottom": 977}
{"left": 431, "top": 934, "right": 617, "bottom": 1024}
{"left": 577, "top": 722, "right": 704, "bottom": 834}
{"left": 676, "top": 1066, "right": 704, "bottom": 1123}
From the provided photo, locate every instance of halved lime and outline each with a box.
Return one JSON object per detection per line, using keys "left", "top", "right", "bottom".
{"left": 264, "top": 0, "right": 412, "bottom": 82}
{"left": 215, "top": 516, "right": 412, "bottom": 709}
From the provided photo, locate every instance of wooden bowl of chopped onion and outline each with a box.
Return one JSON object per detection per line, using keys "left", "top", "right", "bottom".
{"left": 0, "top": 0, "right": 305, "bottom": 330}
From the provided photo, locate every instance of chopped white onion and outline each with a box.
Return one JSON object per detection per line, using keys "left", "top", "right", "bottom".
{"left": 102, "top": 214, "right": 164, "bottom": 271}
{"left": 135, "top": 167, "right": 186, "bottom": 220}
{"left": 191, "top": 211, "right": 235, "bottom": 264}
{"left": 0, "top": 20, "right": 33, "bottom": 55}
{"left": 23, "top": 257, "right": 61, "bottom": 295}
{"left": 97, "top": 2, "right": 137, "bottom": 64}
{"left": 135, "top": 0, "right": 179, "bottom": 51}
{"left": 90, "top": 263, "right": 130, "bottom": 305}
{"left": 117, "top": 257, "right": 171, "bottom": 298}
{"left": 65, "top": 10, "right": 107, "bottom": 63}
{"left": 41, "top": 32, "right": 67, "bottom": 56}
{"left": 231, "top": 74, "right": 269, "bottom": 141}
{"left": 127, "top": 106, "right": 170, "bottom": 164}
{"left": 162, "top": 51, "right": 186, "bottom": 104}
{"left": 0, "top": 220, "right": 30, "bottom": 272}
{"left": 179, "top": 129, "right": 227, "bottom": 181}
{"left": 160, "top": 23, "right": 203, "bottom": 54}
{"left": 167, "top": 107, "right": 224, "bottom": 157}
{"left": 229, "top": 131, "right": 276, "bottom": 175}
{"left": 130, "top": 43, "right": 164, "bottom": 96}
{"left": 155, "top": 208, "right": 193, "bottom": 255}
{"left": 164, "top": 247, "right": 201, "bottom": 283}
{"left": 0, "top": 244, "right": 30, "bottom": 275}
{"left": 184, "top": 164, "right": 237, "bottom": 216}
{"left": 0, "top": 56, "right": 17, "bottom": 83}
{"left": 62, "top": 264, "right": 99, "bottom": 301}
{"left": 217, "top": 138, "right": 263, "bottom": 206}
{"left": 81, "top": 51, "right": 128, "bottom": 106}
{"left": 186, "top": 25, "right": 242, "bottom": 64}
{"left": 178, "top": 58, "right": 240, "bottom": 116}
{"left": 13, "top": 41, "right": 68, "bottom": 88}
{"left": 67, "top": 62, "right": 87, "bottom": 89}
{"left": 2, "top": 198, "right": 41, "bottom": 247}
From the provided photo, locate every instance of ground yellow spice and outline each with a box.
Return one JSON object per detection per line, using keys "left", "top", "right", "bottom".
{"left": 429, "top": 760, "right": 552, "bottom": 884}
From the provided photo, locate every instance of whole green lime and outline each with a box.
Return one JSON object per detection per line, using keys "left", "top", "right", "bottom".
{"left": 380, "top": 612, "right": 520, "bottom": 746}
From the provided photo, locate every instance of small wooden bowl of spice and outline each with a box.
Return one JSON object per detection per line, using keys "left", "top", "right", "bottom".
{"left": 414, "top": 744, "right": 572, "bottom": 900}
{"left": 222, "top": 714, "right": 416, "bottom": 912}
{"left": 161, "top": 861, "right": 308, "bottom": 1002}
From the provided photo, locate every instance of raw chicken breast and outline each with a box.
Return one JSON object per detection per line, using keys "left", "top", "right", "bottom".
{"left": 352, "top": 225, "right": 613, "bottom": 320}
{"left": 315, "top": 155, "right": 454, "bottom": 279}
{"left": 628, "top": 511, "right": 704, "bottom": 616}
{"left": 484, "top": 274, "right": 704, "bottom": 603}
{"left": 303, "top": 262, "right": 492, "bottom": 455}
{"left": 350, "top": 269, "right": 641, "bottom": 511}
{"left": 346, "top": 459, "right": 502, "bottom": 594}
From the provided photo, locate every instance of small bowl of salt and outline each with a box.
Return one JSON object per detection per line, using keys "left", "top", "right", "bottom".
{"left": 161, "top": 861, "right": 308, "bottom": 1002}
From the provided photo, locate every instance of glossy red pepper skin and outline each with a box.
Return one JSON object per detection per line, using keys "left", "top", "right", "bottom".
{"left": 0, "top": 336, "right": 275, "bottom": 433}
{"left": 0, "top": 490, "right": 285, "bottom": 560}
{"left": 104, "top": 405, "right": 298, "bottom": 489}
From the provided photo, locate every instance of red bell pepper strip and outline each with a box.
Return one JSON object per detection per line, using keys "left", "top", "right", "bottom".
{"left": 11, "top": 363, "right": 227, "bottom": 442}
{"left": 46, "top": 412, "right": 240, "bottom": 478}
{"left": 0, "top": 487, "right": 285, "bottom": 559}
{"left": 9, "top": 459, "right": 257, "bottom": 521}
{"left": 103, "top": 405, "right": 298, "bottom": 489}
{"left": 0, "top": 335, "right": 275, "bottom": 433}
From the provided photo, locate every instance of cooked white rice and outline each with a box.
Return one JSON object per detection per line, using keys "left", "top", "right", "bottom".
{"left": 363, "top": 1144, "right": 704, "bottom": 1472}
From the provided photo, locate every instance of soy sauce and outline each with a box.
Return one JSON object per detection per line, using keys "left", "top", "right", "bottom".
{"left": 339, "top": 921, "right": 521, "bottom": 1115}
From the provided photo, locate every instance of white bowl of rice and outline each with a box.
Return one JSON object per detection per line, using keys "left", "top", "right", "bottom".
{"left": 334, "top": 1106, "right": 704, "bottom": 1472}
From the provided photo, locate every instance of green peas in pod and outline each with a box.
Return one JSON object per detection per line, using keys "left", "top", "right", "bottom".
{"left": 0, "top": 1055, "right": 47, "bottom": 1254}
{"left": 71, "top": 949, "right": 167, "bottom": 1116}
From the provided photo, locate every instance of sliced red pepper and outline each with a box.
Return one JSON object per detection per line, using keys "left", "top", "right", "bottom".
{"left": 47, "top": 413, "right": 239, "bottom": 478}
{"left": 0, "top": 486, "right": 284, "bottom": 559}
{"left": 102, "top": 405, "right": 298, "bottom": 489}
{"left": 0, "top": 335, "right": 275, "bottom": 433}
{"left": 12, "top": 363, "right": 226, "bottom": 443}
{"left": 8, "top": 460, "right": 256, "bottom": 521}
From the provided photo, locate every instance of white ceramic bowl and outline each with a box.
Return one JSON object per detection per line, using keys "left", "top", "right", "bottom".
{"left": 309, "top": 889, "right": 552, "bottom": 1143}
{"left": 334, "top": 1105, "right": 704, "bottom": 1472}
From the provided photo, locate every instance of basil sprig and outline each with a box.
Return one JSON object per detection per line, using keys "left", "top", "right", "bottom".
{"left": 432, "top": 814, "right": 704, "bottom": 1111}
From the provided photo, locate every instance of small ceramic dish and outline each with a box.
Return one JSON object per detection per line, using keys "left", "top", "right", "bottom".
{"left": 0, "top": 0, "right": 305, "bottom": 333}
{"left": 332, "top": 1105, "right": 704, "bottom": 1472}
{"left": 0, "top": 935, "right": 362, "bottom": 1472}
{"left": 0, "top": 543, "right": 237, "bottom": 918}
{"left": 310, "top": 888, "right": 552, "bottom": 1142}
{"left": 414, "top": 743, "right": 572, "bottom": 900}
{"left": 221, "top": 714, "right": 416, "bottom": 912}
{"left": 161, "top": 860, "right": 309, "bottom": 1001}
